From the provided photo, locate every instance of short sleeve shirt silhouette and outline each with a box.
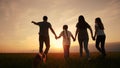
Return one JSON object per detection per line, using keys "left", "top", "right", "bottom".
{"left": 37, "top": 22, "right": 51, "bottom": 37}
{"left": 76, "top": 22, "right": 90, "bottom": 40}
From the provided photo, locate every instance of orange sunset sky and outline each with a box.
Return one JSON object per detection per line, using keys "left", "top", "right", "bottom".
{"left": 0, "top": 0, "right": 120, "bottom": 53}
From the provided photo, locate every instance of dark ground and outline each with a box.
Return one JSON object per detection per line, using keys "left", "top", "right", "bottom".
{"left": 0, "top": 52, "right": 120, "bottom": 68}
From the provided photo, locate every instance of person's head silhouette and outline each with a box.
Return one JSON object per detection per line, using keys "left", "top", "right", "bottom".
{"left": 78, "top": 15, "right": 85, "bottom": 23}
{"left": 43, "top": 16, "right": 48, "bottom": 21}
{"left": 95, "top": 17, "right": 102, "bottom": 24}
{"left": 95, "top": 17, "right": 104, "bottom": 30}
{"left": 63, "top": 25, "right": 68, "bottom": 30}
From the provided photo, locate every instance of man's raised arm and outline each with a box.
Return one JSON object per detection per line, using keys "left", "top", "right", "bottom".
{"left": 31, "top": 21, "right": 39, "bottom": 25}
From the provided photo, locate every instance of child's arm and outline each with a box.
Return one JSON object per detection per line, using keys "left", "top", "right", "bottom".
{"left": 31, "top": 21, "right": 39, "bottom": 25}
{"left": 56, "top": 31, "right": 63, "bottom": 39}
{"left": 57, "top": 35, "right": 61, "bottom": 39}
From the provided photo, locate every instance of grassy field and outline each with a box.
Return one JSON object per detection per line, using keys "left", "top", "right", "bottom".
{"left": 0, "top": 52, "right": 120, "bottom": 68}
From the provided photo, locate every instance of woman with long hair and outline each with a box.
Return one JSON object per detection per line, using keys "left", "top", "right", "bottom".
{"left": 93, "top": 17, "right": 106, "bottom": 56}
{"left": 75, "top": 15, "right": 93, "bottom": 60}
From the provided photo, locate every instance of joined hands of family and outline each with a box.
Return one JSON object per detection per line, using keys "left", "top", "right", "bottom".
{"left": 92, "top": 36, "right": 95, "bottom": 41}
{"left": 55, "top": 36, "right": 76, "bottom": 42}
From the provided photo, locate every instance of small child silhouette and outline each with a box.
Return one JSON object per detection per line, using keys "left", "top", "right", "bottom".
{"left": 56, "top": 25, "right": 75, "bottom": 60}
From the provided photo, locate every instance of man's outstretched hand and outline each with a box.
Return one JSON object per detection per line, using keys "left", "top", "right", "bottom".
{"left": 31, "top": 21, "right": 35, "bottom": 23}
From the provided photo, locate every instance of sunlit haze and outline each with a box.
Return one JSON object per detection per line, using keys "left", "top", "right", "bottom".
{"left": 0, "top": 0, "right": 120, "bottom": 53}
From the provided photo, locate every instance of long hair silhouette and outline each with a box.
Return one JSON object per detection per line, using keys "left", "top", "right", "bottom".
{"left": 78, "top": 15, "right": 89, "bottom": 29}
{"left": 95, "top": 17, "right": 104, "bottom": 30}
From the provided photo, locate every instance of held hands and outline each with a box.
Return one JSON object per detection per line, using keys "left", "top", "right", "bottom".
{"left": 73, "top": 37, "right": 76, "bottom": 42}
{"left": 73, "top": 38, "right": 76, "bottom": 41}
{"left": 92, "top": 36, "right": 95, "bottom": 41}
{"left": 55, "top": 36, "right": 60, "bottom": 40}
{"left": 55, "top": 35, "right": 57, "bottom": 39}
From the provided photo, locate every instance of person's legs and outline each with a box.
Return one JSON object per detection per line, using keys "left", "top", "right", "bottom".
{"left": 78, "top": 35, "right": 83, "bottom": 57}
{"left": 96, "top": 36, "right": 102, "bottom": 53}
{"left": 84, "top": 39, "right": 90, "bottom": 59}
{"left": 63, "top": 45, "right": 70, "bottom": 59}
{"left": 78, "top": 40, "right": 83, "bottom": 57}
{"left": 42, "top": 36, "right": 50, "bottom": 63}
{"left": 66, "top": 45, "right": 70, "bottom": 58}
{"left": 67, "top": 45, "right": 70, "bottom": 58}
{"left": 44, "top": 36, "right": 50, "bottom": 55}
{"left": 63, "top": 45, "right": 67, "bottom": 59}
{"left": 39, "top": 35, "right": 44, "bottom": 54}
{"left": 80, "top": 42, "right": 83, "bottom": 57}
{"left": 101, "top": 35, "right": 106, "bottom": 56}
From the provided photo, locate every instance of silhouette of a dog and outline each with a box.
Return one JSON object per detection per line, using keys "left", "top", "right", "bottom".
{"left": 33, "top": 54, "right": 42, "bottom": 68}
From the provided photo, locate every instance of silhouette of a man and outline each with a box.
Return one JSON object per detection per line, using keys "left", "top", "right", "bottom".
{"left": 32, "top": 16, "right": 57, "bottom": 60}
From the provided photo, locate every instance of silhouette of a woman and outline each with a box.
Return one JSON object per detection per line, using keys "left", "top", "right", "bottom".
{"left": 93, "top": 17, "right": 106, "bottom": 56}
{"left": 75, "top": 15, "right": 93, "bottom": 60}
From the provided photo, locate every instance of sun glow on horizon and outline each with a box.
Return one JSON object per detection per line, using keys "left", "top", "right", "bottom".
{"left": 50, "top": 36, "right": 63, "bottom": 49}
